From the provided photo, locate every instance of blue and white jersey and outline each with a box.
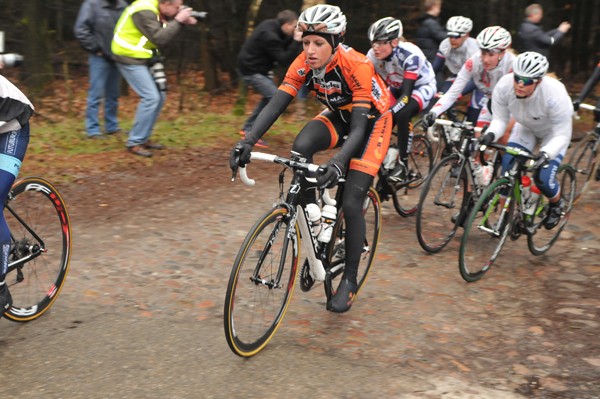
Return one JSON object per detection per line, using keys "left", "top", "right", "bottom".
{"left": 367, "top": 41, "right": 436, "bottom": 89}
{"left": 436, "top": 37, "right": 479, "bottom": 75}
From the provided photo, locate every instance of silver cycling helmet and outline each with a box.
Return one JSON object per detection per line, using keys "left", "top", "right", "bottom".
{"left": 446, "top": 16, "right": 473, "bottom": 36}
{"left": 476, "top": 26, "right": 512, "bottom": 50}
{"left": 513, "top": 51, "right": 549, "bottom": 79}
{"left": 368, "top": 17, "right": 403, "bottom": 42}
{"left": 297, "top": 4, "right": 346, "bottom": 35}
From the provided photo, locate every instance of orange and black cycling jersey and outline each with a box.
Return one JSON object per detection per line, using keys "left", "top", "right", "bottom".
{"left": 280, "top": 45, "right": 390, "bottom": 121}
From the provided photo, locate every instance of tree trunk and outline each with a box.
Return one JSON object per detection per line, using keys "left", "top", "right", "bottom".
{"left": 23, "top": 0, "right": 52, "bottom": 96}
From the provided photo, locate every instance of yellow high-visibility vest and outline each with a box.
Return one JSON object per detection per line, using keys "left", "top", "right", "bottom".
{"left": 112, "top": 0, "right": 159, "bottom": 59}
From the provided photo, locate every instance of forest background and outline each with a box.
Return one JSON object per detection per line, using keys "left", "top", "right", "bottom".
{"left": 0, "top": 0, "right": 598, "bottom": 163}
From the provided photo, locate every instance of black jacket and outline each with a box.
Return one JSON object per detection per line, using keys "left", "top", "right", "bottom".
{"left": 237, "top": 19, "right": 301, "bottom": 76}
{"left": 74, "top": 0, "right": 128, "bottom": 58}
{"left": 517, "top": 20, "right": 565, "bottom": 58}
{"left": 415, "top": 14, "right": 447, "bottom": 63}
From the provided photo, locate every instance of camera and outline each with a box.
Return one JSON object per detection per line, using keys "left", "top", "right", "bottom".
{"left": 150, "top": 61, "right": 167, "bottom": 91}
{"left": 0, "top": 53, "right": 23, "bottom": 68}
{"left": 180, "top": 6, "right": 207, "bottom": 20}
{"left": 190, "top": 11, "right": 208, "bottom": 20}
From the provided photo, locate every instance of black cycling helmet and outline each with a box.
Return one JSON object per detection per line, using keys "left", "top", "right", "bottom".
{"left": 368, "top": 17, "right": 402, "bottom": 42}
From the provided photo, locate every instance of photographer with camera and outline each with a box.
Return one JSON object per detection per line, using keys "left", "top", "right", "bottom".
{"left": 0, "top": 73, "right": 34, "bottom": 315}
{"left": 75, "top": 0, "right": 128, "bottom": 140}
{"left": 111, "top": 0, "right": 199, "bottom": 157}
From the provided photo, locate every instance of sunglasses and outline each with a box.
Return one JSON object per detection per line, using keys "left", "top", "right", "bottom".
{"left": 371, "top": 40, "right": 391, "bottom": 48}
{"left": 448, "top": 32, "right": 465, "bottom": 38}
{"left": 513, "top": 74, "right": 538, "bottom": 86}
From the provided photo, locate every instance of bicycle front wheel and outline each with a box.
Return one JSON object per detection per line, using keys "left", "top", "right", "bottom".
{"left": 3, "top": 177, "right": 71, "bottom": 322}
{"left": 326, "top": 187, "right": 381, "bottom": 298}
{"left": 416, "top": 154, "right": 468, "bottom": 253}
{"left": 527, "top": 165, "right": 576, "bottom": 255}
{"left": 459, "top": 178, "right": 514, "bottom": 282}
{"left": 569, "top": 132, "right": 597, "bottom": 204}
{"left": 224, "top": 206, "right": 299, "bottom": 357}
{"left": 391, "top": 134, "right": 434, "bottom": 216}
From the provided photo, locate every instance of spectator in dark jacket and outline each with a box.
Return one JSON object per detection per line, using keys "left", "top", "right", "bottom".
{"left": 74, "top": 0, "right": 128, "bottom": 139}
{"left": 517, "top": 3, "right": 571, "bottom": 58}
{"left": 415, "top": 0, "right": 447, "bottom": 64}
{"left": 237, "top": 10, "right": 302, "bottom": 146}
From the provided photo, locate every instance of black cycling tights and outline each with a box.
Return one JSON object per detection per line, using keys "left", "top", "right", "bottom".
{"left": 292, "top": 119, "right": 373, "bottom": 284}
{"left": 394, "top": 99, "right": 421, "bottom": 163}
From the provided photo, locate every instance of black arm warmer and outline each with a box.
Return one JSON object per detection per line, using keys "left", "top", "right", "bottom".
{"left": 577, "top": 66, "right": 600, "bottom": 103}
{"left": 245, "top": 90, "right": 294, "bottom": 145}
{"left": 333, "top": 107, "right": 370, "bottom": 166}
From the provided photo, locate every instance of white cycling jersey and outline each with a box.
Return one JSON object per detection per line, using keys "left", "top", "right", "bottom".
{"left": 488, "top": 73, "right": 573, "bottom": 160}
{"left": 437, "top": 37, "right": 479, "bottom": 76}
{"left": 431, "top": 50, "right": 515, "bottom": 117}
{"left": 0, "top": 75, "right": 34, "bottom": 134}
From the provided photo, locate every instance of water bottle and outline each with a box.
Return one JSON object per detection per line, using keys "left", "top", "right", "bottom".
{"left": 521, "top": 175, "right": 531, "bottom": 205}
{"left": 317, "top": 204, "right": 337, "bottom": 243}
{"left": 305, "top": 203, "right": 322, "bottom": 237}
{"left": 473, "top": 162, "right": 483, "bottom": 186}
{"left": 524, "top": 181, "right": 541, "bottom": 215}
{"left": 383, "top": 146, "right": 399, "bottom": 170}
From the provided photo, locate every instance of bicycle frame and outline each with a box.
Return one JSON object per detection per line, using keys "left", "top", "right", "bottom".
{"left": 238, "top": 152, "right": 336, "bottom": 285}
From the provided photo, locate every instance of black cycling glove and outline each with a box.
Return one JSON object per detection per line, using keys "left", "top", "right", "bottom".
{"left": 229, "top": 140, "right": 253, "bottom": 171}
{"left": 423, "top": 111, "right": 437, "bottom": 127}
{"left": 316, "top": 158, "right": 345, "bottom": 189}
{"left": 478, "top": 132, "right": 495, "bottom": 148}
{"left": 533, "top": 151, "right": 550, "bottom": 169}
{"left": 572, "top": 100, "right": 580, "bottom": 112}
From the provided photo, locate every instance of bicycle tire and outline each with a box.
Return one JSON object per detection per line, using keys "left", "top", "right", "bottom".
{"left": 390, "top": 134, "right": 434, "bottom": 216}
{"left": 416, "top": 154, "right": 468, "bottom": 253}
{"left": 527, "top": 164, "right": 576, "bottom": 255}
{"left": 459, "top": 178, "right": 514, "bottom": 282}
{"left": 224, "top": 206, "right": 299, "bottom": 357}
{"left": 3, "top": 177, "right": 71, "bottom": 322}
{"left": 569, "top": 132, "right": 597, "bottom": 205}
{"left": 325, "top": 187, "right": 381, "bottom": 299}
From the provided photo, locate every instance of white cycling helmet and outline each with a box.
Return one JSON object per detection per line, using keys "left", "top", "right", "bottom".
{"left": 297, "top": 5, "right": 346, "bottom": 36}
{"left": 513, "top": 51, "right": 549, "bottom": 79}
{"left": 476, "top": 26, "right": 512, "bottom": 51}
{"left": 368, "top": 17, "right": 403, "bottom": 42}
{"left": 446, "top": 16, "right": 473, "bottom": 36}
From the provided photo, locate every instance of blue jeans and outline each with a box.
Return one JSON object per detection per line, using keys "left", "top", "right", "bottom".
{"left": 117, "top": 63, "right": 166, "bottom": 147}
{"left": 86, "top": 54, "right": 121, "bottom": 136}
{"left": 241, "top": 73, "right": 278, "bottom": 133}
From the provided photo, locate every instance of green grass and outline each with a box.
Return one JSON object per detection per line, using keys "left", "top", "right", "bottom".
{"left": 30, "top": 109, "right": 305, "bottom": 156}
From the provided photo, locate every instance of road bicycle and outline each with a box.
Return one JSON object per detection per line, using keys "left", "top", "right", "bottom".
{"left": 417, "top": 107, "right": 468, "bottom": 164}
{"left": 224, "top": 151, "right": 381, "bottom": 357}
{"left": 375, "top": 129, "right": 433, "bottom": 217}
{"left": 2, "top": 177, "right": 71, "bottom": 322}
{"left": 415, "top": 119, "right": 505, "bottom": 253}
{"left": 458, "top": 143, "right": 576, "bottom": 282}
{"left": 569, "top": 103, "right": 600, "bottom": 204}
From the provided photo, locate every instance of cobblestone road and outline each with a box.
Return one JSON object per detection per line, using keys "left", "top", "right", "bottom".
{"left": 0, "top": 148, "right": 598, "bottom": 398}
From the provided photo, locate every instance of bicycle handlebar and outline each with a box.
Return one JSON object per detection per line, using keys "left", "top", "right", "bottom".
{"left": 574, "top": 103, "right": 597, "bottom": 120}
{"left": 235, "top": 152, "right": 336, "bottom": 206}
{"left": 434, "top": 118, "right": 483, "bottom": 133}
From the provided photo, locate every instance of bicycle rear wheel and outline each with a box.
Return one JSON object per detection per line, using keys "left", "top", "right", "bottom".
{"left": 3, "top": 177, "right": 71, "bottom": 322}
{"left": 569, "top": 132, "right": 597, "bottom": 204}
{"left": 224, "top": 206, "right": 299, "bottom": 357}
{"left": 390, "top": 134, "right": 433, "bottom": 216}
{"left": 416, "top": 154, "right": 468, "bottom": 253}
{"left": 459, "top": 178, "right": 514, "bottom": 282}
{"left": 527, "top": 165, "right": 576, "bottom": 255}
{"left": 325, "top": 187, "right": 381, "bottom": 299}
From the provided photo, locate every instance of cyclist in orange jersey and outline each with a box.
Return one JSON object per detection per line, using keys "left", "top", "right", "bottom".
{"left": 230, "top": 4, "right": 392, "bottom": 313}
